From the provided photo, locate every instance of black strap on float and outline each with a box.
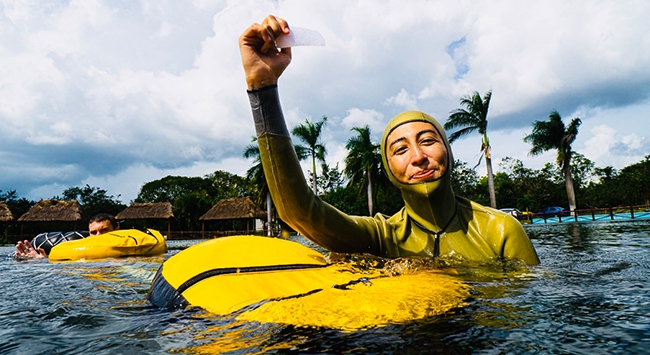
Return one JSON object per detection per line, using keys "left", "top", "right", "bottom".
{"left": 31, "top": 231, "right": 89, "bottom": 255}
{"left": 176, "top": 263, "right": 326, "bottom": 295}
{"left": 149, "top": 263, "right": 328, "bottom": 310}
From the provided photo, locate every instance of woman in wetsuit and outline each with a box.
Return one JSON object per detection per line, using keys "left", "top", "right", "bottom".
{"left": 239, "top": 15, "right": 539, "bottom": 265}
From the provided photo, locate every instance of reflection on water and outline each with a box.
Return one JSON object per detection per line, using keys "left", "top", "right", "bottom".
{"left": 1, "top": 220, "right": 649, "bottom": 354}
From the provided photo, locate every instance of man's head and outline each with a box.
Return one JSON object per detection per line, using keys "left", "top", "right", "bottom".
{"left": 88, "top": 213, "right": 118, "bottom": 236}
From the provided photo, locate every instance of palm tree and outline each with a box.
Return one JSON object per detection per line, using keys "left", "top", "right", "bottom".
{"left": 444, "top": 90, "right": 497, "bottom": 208}
{"left": 243, "top": 137, "right": 273, "bottom": 236}
{"left": 524, "top": 110, "right": 582, "bottom": 214}
{"left": 343, "top": 126, "right": 382, "bottom": 216}
{"left": 291, "top": 116, "right": 328, "bottom": 194}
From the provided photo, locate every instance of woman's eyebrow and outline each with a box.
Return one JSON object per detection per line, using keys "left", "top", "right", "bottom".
{"left": 388, "top": 136, "right": 407, "bottom": 149}
{"left": 416, "top": 129, "right": 440, "bottom": 138}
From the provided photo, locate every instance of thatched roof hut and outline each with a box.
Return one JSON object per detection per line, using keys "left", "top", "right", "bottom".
{"left": 200, "top": 196, "right": 266, "bottom": 221}
{"left": 17, "top": 199, "right": 83, "bottom": 222}
{"left": 199, "top": 196, "right": 266, "bottom": 236}
{"left": 0, "top": 202, "right": 14, "bottom": 222}
{"left": 116, "top": 202, "right": 174, "bottom": 220}
{"left": 16, "top": 199, "right": 84, "bottom": 235}
{"left": 115, "top": 202, "right": 174, "bottom": 236}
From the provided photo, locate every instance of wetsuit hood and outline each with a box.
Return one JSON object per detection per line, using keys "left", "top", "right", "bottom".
{"left": 381, "top": 111, "right": 457, "bottom": 231}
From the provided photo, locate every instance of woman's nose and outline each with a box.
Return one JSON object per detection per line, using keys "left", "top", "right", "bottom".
{"left": 410, "top": 146, "right": 427, "bottom": 165}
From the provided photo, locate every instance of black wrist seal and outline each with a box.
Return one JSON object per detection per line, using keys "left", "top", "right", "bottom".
{"left": 247, "top": 85, "right": 290, "bottom": 137}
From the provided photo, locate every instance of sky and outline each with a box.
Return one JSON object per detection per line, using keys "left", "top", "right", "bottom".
{"left": 1, "top": 0, "right": 649, "bottom": 203}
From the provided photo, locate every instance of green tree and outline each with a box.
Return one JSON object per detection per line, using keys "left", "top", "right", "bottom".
{"left": 450, "top": 159, "right": 480, "bottom": 200}
{"left": 444, "top": 90, "right": 497, "bottom": 208}
{"left": 343, "top": 126, "right": 382, "bottom": 216}
{"left": 203, "top": 170, "right": 250, "bottom": 202}
{"left": 173, "top": 191, "right": 213, "bottom": 231}
{"left": 61, "top": 184, "right": 125, "bottom": 217}
{"left": 568, "top": 152, "right": 596, "bottom": 190}
{"left": 374, "top": 183, "right": 403, "bottom": 216}
{"left": 616, "top": 155, "right": 650, "bottom": 205}
{"left": 583, "top": 166, "right": 618, "bottom": 208}
{"left": 498, "top": 157, "right": 544, "bottom": 212}
{"left": 0, "top": 189, "right": 34, "bottom": 219}
{"left": 135, "top": 176, "right": 213, "bottom": 203}
{"left": 321, "top": 184, "right": 366, "bottom": 216}
{"left": 318, "top": 162, "right": 345, "bottom": 194}
{"left": 524, "top": 110, "right": 582, "bottom": 214}
{"left": 292, "top": 116, "right": 328, "bottom": 195}
{"left": 493, "top": 171, "right": 518, "bottom": 208}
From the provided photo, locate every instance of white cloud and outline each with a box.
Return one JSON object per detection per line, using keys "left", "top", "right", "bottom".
{"left": 341, "top": 108, "right": 385, "bottom": 133}
{"left": 385, "top": 89, "right": 418, "bottom": 111}
{"left": 1, "top": 0, "right": 649, "bottom": 202}
{"left": 621, "top": 134, "right": 643, "bottom": 151}
{"left": 583, "top": 125, "right": 617, "bottom": 161}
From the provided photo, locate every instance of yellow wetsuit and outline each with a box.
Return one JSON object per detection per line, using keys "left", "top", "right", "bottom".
{"left": 248, "top": 86, "right": 539, "bottom": 265}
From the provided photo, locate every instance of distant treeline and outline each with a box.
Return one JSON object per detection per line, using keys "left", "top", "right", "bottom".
{"left": 2, "top": 154, "right": 648, "bottom": 236}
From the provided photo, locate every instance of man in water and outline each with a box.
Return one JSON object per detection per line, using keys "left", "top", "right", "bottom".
{"left": 239, "top": 15, "right": 539, "bottom": 264}
{"left": 14, "top": 213, "right": 118, "bottom": 259}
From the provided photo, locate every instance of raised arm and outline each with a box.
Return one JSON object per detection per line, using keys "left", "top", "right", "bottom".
{"left": 238, "top": 16, "right": 387, "bottom": 255}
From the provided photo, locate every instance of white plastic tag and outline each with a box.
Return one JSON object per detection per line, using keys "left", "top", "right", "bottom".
{"left": 276, "top": 27, "right": 326, "bottom": 48}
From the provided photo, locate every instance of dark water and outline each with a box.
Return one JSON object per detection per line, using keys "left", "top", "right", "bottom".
{"left": 1, "top": 220, "right": 649, "bottom": 354}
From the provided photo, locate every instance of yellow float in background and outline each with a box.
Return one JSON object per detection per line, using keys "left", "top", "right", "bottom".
{"left": 49, "top": 229, "right": 167, "bottom": 261}
{"left": 148, "top": 235, "right": 470, "bottom": 331}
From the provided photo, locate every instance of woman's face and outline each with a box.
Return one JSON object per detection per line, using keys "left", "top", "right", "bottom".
{"left": 386, "top": 121, "right": 448, "bottom": 184}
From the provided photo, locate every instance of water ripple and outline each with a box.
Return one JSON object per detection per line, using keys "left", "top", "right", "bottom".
{"left": 1, "top": 219, "right": 649, "bottom": 354}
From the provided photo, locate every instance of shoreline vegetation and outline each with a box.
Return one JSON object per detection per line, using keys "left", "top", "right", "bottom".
{"left": 2, "top": 154, "right": 649, "bottom": 243}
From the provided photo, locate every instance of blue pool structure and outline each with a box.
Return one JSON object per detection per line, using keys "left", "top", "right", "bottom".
{"left": 2, "top": 219, "right": 649, "bottom": 354}
{"left": 531, "top": 209, "right": 650, "bottom": 224}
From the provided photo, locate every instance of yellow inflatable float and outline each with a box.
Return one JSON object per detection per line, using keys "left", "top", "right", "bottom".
{"left": 49, "top": 229, "right": 167, "bottom": 261}
{"left": 147, "top": 235, "right": 470, "bottom": 331}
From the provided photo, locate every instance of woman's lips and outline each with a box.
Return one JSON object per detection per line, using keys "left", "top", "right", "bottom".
{"left": 411, "top": 169, "right": 435, "bottom": 181}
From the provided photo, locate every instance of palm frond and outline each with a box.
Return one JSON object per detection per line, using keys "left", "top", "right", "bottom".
{"left": 525, "top": 110, "right": 582, "bottom": 168}
{"left": 447, "top": 126, "right": 478, "bottom": 143}
{"left": 445, "top": 90, "right": 491, "bottom": 142}
{"left": 294, "top": 145, "right": 310, "bottom": 160}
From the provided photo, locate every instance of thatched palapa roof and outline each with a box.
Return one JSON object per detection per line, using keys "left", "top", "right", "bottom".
{"left": 200, "top": 196, "right": 266, "bottom": 221}
{"left": 0, "top": 202, "right": 14, "bottom": 222}
{"left": 17, "top": 199, "right": 83, "bottom": 222}
{"left": 115, "top": 202, "right": 174, "bottom": 220}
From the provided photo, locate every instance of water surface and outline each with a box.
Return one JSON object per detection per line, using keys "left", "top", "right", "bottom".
{"left": 1, "top": 220, "right": 649, "bottom": 354}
